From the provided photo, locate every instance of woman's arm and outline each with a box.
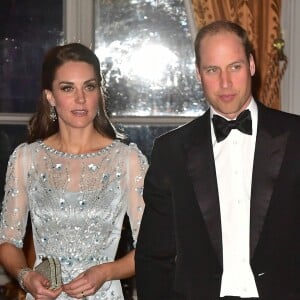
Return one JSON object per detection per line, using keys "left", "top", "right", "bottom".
{"left": 0, "top": 242, "right": 27, "bottom": 278}
{"left": 100, "top": 248, "right": 135, "bottom": 280}
{"left": 0, "top": 242, "right": 62, "bottom": 297}
{"left": 0, "top": 145, "right": 32, "bottom": 288}
{"left": 63, "top": 249, "right": 135, "bottom": 298}
{"left": 0, "top": 144, "right": 62, "bottom": 298}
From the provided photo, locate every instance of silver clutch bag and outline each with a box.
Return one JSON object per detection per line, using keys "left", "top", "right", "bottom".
{"left": 34, "top": 257, "right": 62, "bottom": 290}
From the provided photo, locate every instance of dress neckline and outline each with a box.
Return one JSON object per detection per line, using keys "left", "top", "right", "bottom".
{"left": 37, "top": 139, "right": 119, "bottom": 159}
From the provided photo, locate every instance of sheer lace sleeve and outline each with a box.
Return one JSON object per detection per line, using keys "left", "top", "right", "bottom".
{"left": 0, "top": 143, "right": 31, "bottom": 248}
{"left": 126, "top": 143, "right": 148, "bottom": 248}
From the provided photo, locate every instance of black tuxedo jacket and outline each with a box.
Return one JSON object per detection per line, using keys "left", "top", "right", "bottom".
{"left": 135, "top": 102, "right": 300, "bottom": 300}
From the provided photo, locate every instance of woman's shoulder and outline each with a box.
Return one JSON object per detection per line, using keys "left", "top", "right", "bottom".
{"left": 115, "top": 140, "right": 144, "bottom": 156}
{"left": 114, "top": 140, "right": 147, "bottom": 163}
{"left": 11, "top": 141, "right": 39, "bottom": 156}
{"left": 7, "top": 142, "right": 41, "bottom": 170}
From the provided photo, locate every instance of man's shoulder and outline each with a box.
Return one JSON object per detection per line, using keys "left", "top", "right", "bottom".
{"left": 156, "top": 112, "right": 209, "bottom": 143}
{"left": 258, "top": 102, "right": 300, "bottom": 125}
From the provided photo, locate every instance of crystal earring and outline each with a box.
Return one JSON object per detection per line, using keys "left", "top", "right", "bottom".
{"left": 49, "top": 106, "right": 57, "bottom": 122}
{"left": 97, "top": 110, "right": 100, "bottom": 118}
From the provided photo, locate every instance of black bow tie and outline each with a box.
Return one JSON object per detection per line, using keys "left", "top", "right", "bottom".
{"left": 212, "top": 109, "right": 252, "bottom": 142}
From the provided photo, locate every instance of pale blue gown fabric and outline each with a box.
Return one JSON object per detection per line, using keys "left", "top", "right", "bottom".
{"left": 0, "top": 140, "right": 148, "bottom": 299}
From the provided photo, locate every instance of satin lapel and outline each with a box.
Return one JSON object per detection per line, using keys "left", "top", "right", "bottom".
{"left": 250, "top": 108, "right": 289, "bottom": 258}
{"left": 184, "top": 111, "right": 223, "bottom": 265}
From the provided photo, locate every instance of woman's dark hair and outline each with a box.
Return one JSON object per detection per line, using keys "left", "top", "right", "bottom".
{"left": 28, "top": 43, "right": 121, "bottom": 143}
{"left": 194, "top": 20, "right": 254, "bottom": 68}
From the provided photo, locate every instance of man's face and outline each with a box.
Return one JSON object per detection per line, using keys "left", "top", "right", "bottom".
{"left": 196, "top": 31, "right": 255, "bottom": 119}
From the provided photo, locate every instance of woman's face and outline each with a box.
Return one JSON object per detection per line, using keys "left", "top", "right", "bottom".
{"left": 46, "top": 61, "right": 100, "bottom": 131}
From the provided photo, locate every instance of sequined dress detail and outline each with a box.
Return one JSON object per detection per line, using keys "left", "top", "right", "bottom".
{"left": 0, "top": 140, "right": 148, "bottom": 299}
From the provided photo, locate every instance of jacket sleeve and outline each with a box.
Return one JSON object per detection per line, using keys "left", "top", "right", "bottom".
{"left": 135, "top": 138, "right": 177, "bottom": 300}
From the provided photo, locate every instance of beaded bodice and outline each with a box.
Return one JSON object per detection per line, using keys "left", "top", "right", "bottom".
{"left": 0, "top": 140, "right": 148, "bottom": 299}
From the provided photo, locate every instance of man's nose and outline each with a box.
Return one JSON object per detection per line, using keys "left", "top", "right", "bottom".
{"left": 220, "top": 70, "right": 232, "bottom": 88}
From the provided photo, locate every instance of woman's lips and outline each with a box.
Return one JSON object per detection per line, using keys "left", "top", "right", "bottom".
{"left": 71, "top": 109, "right": 88, "bottom": 116}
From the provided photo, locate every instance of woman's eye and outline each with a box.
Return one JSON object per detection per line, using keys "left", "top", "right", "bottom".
{"left": 61, "top": 85, "right": 73, "bottom": 92}
{"left": 85, "top": 84, "right": 97, "bottom": 91}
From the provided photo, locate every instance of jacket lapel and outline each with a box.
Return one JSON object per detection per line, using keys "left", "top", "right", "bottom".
{"left": 183, "top": 104, "right": 288, "bottom": 264}
{"left": 250, "top": 105, "right": 289, "bottom": 258}
{"left": 184, "top": 111, "right": 223, "bottom": 265}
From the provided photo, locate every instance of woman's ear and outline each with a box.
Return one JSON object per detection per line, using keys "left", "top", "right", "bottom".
{"left": 44, "top": 89, "right": 55, "bottom": 106}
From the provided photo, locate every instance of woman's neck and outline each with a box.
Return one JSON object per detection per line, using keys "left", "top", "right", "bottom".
{"left": 44, "top": 130, "right": 113, "bottom": 155}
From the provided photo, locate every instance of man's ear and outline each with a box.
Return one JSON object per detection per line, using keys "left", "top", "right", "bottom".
{"left": 195, "top": 64, "right": 202, "bottom": 83}
{"left": 249, "top": 54, "right": 256, "bottom": 76}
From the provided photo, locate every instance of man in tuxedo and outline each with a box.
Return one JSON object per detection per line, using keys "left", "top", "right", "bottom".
{"left": 135, "top": 20, "right": 300, "bottom": 300}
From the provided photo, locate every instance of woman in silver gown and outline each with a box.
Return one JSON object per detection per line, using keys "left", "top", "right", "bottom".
{"left": 0, "top": 43, "right": 148, "bottom": 299}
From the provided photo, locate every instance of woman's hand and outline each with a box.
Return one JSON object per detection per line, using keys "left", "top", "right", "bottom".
{"left": 63, "top": 250, "right": 135, "bottom": 298}
{"left": 23, "top": 270, "right": 63, "bottom": 299}
{"left": 62, "top": 264, "right": 109, "bottom": 298}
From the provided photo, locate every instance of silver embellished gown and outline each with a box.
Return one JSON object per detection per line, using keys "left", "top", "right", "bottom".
{"left": 0, "top": 140, "right": 148, "bottom": 299}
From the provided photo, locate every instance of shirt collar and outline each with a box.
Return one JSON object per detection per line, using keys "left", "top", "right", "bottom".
{"left": 209, "top": 97, "right": 257, "bottom": 121}
{"left": 210, "top": 98, "right": 258, "bottom": 143}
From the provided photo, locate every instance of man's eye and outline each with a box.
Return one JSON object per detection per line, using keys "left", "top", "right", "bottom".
{"left": 231, "top": 64, "right": 241, "bottom": 71}
{"left": 206, "top": 67, "right": 218, "bottom": 73}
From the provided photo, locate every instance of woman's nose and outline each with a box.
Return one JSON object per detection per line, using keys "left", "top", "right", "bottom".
{"left": 75, "top": 89, "right": 86, "bottom": 103}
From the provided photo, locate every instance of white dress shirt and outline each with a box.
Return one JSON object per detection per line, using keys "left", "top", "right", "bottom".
{"left": 210, "top": 98, "right": 259, "bottom": 298}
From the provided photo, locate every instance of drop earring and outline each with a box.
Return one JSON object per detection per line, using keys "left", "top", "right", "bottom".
{"left": 49, "top": 106, "right": 57, "bottom": 122}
